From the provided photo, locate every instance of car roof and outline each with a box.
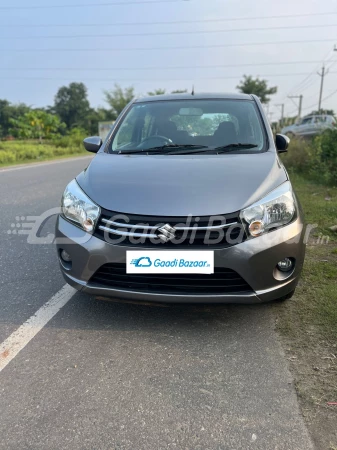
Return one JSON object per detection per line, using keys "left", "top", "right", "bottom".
{"left": 134, "top": 92, "right": 253, "bottom": 103}
{"left": 306, "top": 114, "right": 334, "bottom": 118}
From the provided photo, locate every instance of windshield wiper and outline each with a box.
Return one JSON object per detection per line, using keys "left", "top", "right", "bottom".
{"left": 118, "top": 144, "right": 209, "bottom": 154}
{"left": 166, "top": 143, "right": 258, "bottom": 155}
{"left": 118, "top": 143, "right": 258, "bottom": 155}
{"left": 213, "top": 143, "right": 258, "bottom": 153}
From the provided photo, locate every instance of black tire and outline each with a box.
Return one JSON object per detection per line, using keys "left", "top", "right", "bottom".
{"left": 274, "top": 289, "right": 296, "bottom": 303}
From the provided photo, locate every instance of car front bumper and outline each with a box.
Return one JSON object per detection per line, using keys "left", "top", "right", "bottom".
{"left": 55, "top": 215, "right": 306, "bottom": 304}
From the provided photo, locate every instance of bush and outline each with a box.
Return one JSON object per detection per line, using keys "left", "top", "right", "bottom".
{"left": 280, "top": 139, "right": 312, "bottom": 174}
{"left": 0, "top": 151, "right": 16, "bottom": 164}
{"left": 52, "top": 128, "right": 87, "bottom": 149}
{"left": 313, "top": 130, "right": 337, "bottom": 184}
{"left": 0, "top": 140, "right": 86, "bottom": 165}
{"left": 281, "top": 131, "right": 337, "bottom": 185}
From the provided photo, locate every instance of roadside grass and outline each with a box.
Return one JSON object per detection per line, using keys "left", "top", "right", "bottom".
{"left": 0, "top": 140, "right": 87, "bottom": 167}
{"left": 285, "top": 172, "right": 337, "bottom": 341}
{"left": 288, "top": 170, "right": 337, "bottom": 238}
{"left": 273, "top": 173, "right": 337, "bottom": 450}
{"left": 276, "top": 243, "right": 337, "bottom": 340}
{"left": 0, "top": 150, "right": 88, "bottom": 168}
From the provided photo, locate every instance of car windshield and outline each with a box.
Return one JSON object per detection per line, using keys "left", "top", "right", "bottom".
{"left": 109, "top": 99, "right": 266, "bottom": 154}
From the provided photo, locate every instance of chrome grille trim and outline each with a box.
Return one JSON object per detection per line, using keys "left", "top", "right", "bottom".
{"left": 101, "top": 218, "right": 155, "bottom": 230}
{"left": 98, "top": 225, "right": 158, "bottom": 239}
{"left": 174, "top": 222, "right": 238, "bottom": 231}
{"left": 101, "top": 217, "right": 238, "bottom": 233}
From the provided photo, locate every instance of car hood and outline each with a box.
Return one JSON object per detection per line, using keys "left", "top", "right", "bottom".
{"left": 76, "top": 152, "right": 287, "bottom": 216}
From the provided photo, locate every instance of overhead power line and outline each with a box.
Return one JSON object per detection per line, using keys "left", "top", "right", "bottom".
{"left": 288, "top": 75, "right": 319, "bottom": 95}
{"left": 0, "top": 60, "right": 333, "bottom": 72}
{"left": 325, "top": 59, "right": 337, "bottom": 71}
{"left": 287, "top": 95, "right": 303, "bottom": 117}
{"left": 2, "top": 23, "right": 337, "bottom": 39}
{"left": 320, "top": 87, "right": 337, "bottom": 102}
{"left": 1, "top": 38, "right": 336, "bottom": 53}
{"left": 0, "top": 0, "right": 189, "bottom": 10}
{"left": 1, "top": 71, "right": 337, "bottom": 83}
{"left": 282, "top": 48, "right": 335, "bottom": 99}
{"left": 288, "top": 72, "right": 319, "bottom": 96}
{"left": 294, "top": 84, "right": 337, "bottom": 115}
{"left": 1, "top": 11, "right": 337, "bottom": 28}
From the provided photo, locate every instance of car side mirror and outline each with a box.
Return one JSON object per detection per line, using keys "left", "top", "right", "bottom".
{"left": 275, "top": 134, "right": 289, "bottom": 153}
{"left": 83, "top": 136, "right": 102, "bottom": 153}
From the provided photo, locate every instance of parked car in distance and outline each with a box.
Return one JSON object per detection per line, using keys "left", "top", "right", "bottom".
{"left": 56, "top": 93, "right": 305, "bottom": 304}
{"left": 281, "top": 114, "right": 336, "bottom": 138}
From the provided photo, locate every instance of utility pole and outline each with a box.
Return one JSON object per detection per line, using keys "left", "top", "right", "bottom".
{"left": 298, "top": 94, "right": 303, "bottom": 117}
{"left": 275, "top": 103, "right": 285, "bottom": 126}
{"left": 317, "top": 65, "right": 329, "bottom": 112}
{"left": 288, "top": 95, "right": 303, "bottom": 118}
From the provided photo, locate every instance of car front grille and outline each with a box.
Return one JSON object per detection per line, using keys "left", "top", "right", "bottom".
{"left": 89, "top": 263, "right": 253, "bottom": 295}
{"left": 94, "top": 209, "right": 247, "bottom": 248}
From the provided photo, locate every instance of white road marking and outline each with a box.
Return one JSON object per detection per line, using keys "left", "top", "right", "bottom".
{"left": 0, "top": 155, "right": 92, "bottom": 173}
{"left": 0, "top": 284, "right": 76, "bottom": 373}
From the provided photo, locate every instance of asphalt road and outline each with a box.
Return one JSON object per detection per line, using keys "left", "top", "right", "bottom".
{"left": 0, "top": 157, "right": 314, "bottom": 450}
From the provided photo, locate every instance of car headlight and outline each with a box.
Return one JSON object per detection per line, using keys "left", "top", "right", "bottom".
{"left": 61, "top": 179, "right": 100, "bottom": 233}
{"left": 240, "top": 182, "right": 296, "bottom": 238}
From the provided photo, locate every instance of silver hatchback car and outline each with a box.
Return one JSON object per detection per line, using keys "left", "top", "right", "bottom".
{"left": 56, "top": 93, "right": 305, "bottom": 304}
{"left": 281, "top": 114, "right": 336, "bottom": 138}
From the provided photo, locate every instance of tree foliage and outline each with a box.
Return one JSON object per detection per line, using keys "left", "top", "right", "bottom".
{"left": 0, "top": 100, "right": 31, "bottom": 138}
{"left": 9, "top": 110, "right": 65, "bottom": 141}
{"left": 305, "top": 109, "right": 335, "bottom": 117}
{"left": 147, "top": 89, "right": 166, "bottom": 96}
{"left": 237, "top": 75, "right": 277, "bottom": 104}
{"left": 147, "top": 88, "right": 188, "bottom": 96}
{"left": 53, "top": 82, "right": 91, "bottom": 130}
{"left": 104, "top": 84, "right": 135, "bottom": 119}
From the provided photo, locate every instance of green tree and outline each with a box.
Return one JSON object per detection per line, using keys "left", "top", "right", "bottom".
{"left": 147, "top": 89, "right": 166, "bottom": 96}
{"left": 9, "top": 110, "right": 65, "bottom": 142}
{"left": 104, "top": 84, "right": 135, "bottom": 119}
{"left": 53, "top": 82, "right": 91, "bottom": 130}
{"left": 85, "top": 107, "right": 109, "bottom": 135}
{"left": 0, "top": 100, "right": 31, "bottom": 138}
{"left": 171, "top": 89, "right": 188, "bottom": 94}
{"left": 237, "top": 75, "right": 277, "bottom": 104}
{"left": 305, "top": 109, "right": 335, "bottom": 116}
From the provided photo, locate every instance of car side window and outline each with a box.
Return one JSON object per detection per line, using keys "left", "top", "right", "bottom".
{"left": 141, "top": 113, "right": 155, "bottom": 140}
{"left": 300, "top": 117, "right": 312, "bottom": 125}
{"left": 112, "top": 107, "right": 153, "bottom": 150}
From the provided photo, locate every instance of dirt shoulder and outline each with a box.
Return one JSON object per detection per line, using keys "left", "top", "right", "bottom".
{"left": 273, "top": 174, "right": 337, "bottom": 450}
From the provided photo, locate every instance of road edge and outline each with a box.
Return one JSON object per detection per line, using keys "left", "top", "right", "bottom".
{"left": 0, "top": 154, "right": 93, "bottom": 172}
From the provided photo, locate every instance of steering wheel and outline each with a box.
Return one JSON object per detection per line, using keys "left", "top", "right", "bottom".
{"left": 137, "top": 135, "right": 173, "bottom": 149}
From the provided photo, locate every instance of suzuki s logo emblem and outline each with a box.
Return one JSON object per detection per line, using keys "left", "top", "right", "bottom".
{"left": 157, "top": 224, "right": 176, "bottom": 243}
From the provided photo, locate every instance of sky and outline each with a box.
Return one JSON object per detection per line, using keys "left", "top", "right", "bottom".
{"left": 0, "top": 0, "right": 337, "bottom": 121}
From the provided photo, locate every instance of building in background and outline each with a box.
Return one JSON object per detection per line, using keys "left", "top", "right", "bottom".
{"left": 98, "top": 121, "right": 115, "bottom": 141}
